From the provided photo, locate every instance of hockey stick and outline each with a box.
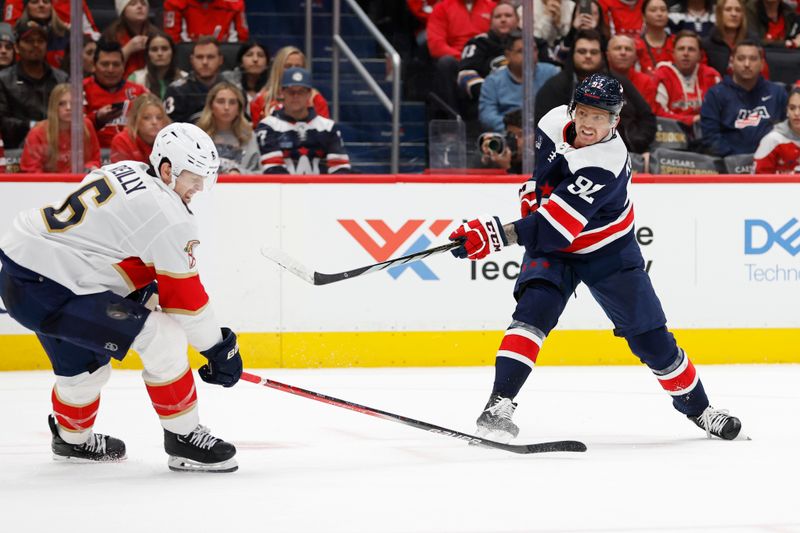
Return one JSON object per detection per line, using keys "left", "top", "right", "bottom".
{"left": 260, "top": 241, "right": 462, "bottom": 286}
{"left": 241, "top": 371, "right": 586, "bottom": 454}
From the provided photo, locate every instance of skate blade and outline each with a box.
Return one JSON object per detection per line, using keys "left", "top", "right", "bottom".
{"left": 53, "top": 453, "right": 127, "bottom": 463}
{"left": 168, "top": 455, "right": 238, "bottom": 473}
{"left": 471, "top": 427, "right": 515, "bottom": 445}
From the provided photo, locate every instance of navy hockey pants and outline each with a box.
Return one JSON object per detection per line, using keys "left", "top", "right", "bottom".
{"left": 0, "top": 249, "right": 150, "bottom": 378}
{"left": 492, "top": 238, "right": 709, "bottom": 416}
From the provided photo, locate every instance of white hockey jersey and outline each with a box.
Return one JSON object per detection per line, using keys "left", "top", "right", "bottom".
{"left": 0, "top": 161, "right": 222, "bottom": 351}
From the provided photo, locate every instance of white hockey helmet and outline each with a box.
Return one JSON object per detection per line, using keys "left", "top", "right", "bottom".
{"left": 149, "top": 122, "right": 220, "bottom": 190}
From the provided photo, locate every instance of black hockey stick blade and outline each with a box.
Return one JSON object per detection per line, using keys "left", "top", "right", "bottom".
{"left": 260, "top": 241, "right": 462, "bottom": 286}
{"left": 241, "top": 372, "right": 586, "bottom": 454}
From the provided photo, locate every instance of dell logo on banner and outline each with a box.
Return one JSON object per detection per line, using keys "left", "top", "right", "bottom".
{"left": 744, "top": 219, "right": 800, "bottom": 255}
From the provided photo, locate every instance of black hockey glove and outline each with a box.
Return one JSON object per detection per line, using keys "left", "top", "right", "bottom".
{"left": 199, "top": 327, "right": 243, "bottom": 387}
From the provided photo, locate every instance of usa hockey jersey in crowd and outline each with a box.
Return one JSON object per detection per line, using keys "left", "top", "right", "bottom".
{"left": 514, "top": 105, "right": 634, "bottom": 257}
{"left": 255, "top": 109, "right": 351, "bottom": 175}
{"left": 753, "top": 120, "right": 800, "bottom": 174}
{"left": 700, "top": 75, "right": 787, "bottom": 157}
{"left": 0, "top": 161, "right": 222, "bottom": 351}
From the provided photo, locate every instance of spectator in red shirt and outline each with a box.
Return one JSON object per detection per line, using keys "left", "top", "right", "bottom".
{"left": 636, "top": 0, "right": 675, "bottom": 74}
{"left": 103, "top": 0, "right": 159, "bottom": 79}
{"left": 250, "top": 46, "right": 329, "bottom": 128}
{"left": 3, "top": 0, "right": 100, "bottom": 40}
{"left": 20, "top": 83, "right": 101, "bottom": 172}
{"left": 598, "top": 0, "right": 643, "bottom": 35}
{"left": 84, "top": 40, "right": 148, "bottom": 148}
{"left": 428, "top": 0, "right": 496, "bottom": 115}
{"left": 754, "top": 87, "right": 800, "bottom": 174}
{"left": 654, "top": 30, "right": 721, "bottom": 126}
{"left": 407, "top": 0, "right": 442, "bottom": 45}
{"left": 110, "top": 92, "right": 169, "bottom": 164}
{"left": 607, "top": 34, "right": 658, "bottom": 110}
{"left": 428, "top": 0, "right": 496, "bottom": 59}
{"left": 745, "top": 0, "right": 800, "bottom": 48}
{"left": 163, "top": 0, "right": 249, "bottom": 43}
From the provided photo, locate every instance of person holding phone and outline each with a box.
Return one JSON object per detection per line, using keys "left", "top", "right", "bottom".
{"left": 84, "top": 40, "right": 147, "bottom": 148}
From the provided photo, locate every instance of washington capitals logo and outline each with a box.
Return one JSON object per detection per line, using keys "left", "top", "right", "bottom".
{"left": 184, "top": 239, "right": 200, "bottom": 269}
{"left": 338, "top": 219, "right": 453, "bottom": 280}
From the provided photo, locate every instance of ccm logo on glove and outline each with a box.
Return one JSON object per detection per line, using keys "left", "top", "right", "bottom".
{"left": 449, "top": 215, "right": 508, "bottom": 260}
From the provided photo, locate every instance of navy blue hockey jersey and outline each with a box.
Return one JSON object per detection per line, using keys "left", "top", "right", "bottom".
{"left": 514, "top": 105, "right": 634, "bottom": 256}
{"left": 255, "top": 109, "right": 351, "bottom": 175}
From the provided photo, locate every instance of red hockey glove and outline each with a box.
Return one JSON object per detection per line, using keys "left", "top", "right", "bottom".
{"left": 519, "top": 181, "right": 538, "bottom": 218}
{"left": 448, "top": 215, "right": 508, "bottom": 260}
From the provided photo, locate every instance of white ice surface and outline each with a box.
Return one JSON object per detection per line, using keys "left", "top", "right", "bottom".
{"left": 1, "top": 365, "right": 798, "bottom": 533}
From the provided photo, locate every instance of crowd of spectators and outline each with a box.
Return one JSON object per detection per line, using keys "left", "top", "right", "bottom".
{"left": 1, "top": 0, "right": 800, "bottom": 175}
{"left": 403, "top": 0, "right": 800, "bottom": 173}
{"left": 0, "top": 0, "right": 348, "bottom": 175}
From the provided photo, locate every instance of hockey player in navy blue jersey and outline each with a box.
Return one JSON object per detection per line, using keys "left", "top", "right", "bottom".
{"left": 448, "top": 73, "right": 744, "bottom": 443}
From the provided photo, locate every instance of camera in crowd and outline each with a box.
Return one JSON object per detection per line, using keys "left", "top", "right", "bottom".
{"left": 478, "top": 131, "right": 519, "bottom": 157}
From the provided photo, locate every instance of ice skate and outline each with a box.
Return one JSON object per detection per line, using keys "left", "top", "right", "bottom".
{"left": 48, "top": 414, "right": 126, "bottom": 462}
{"left": 164, "top": 424, "right": 238, "bottom": 473}
{"left": 689, "top": 406, "right": 744, "bottom": 440}
{"left": 475, "top": 394, "right": 519, "bottom": 443}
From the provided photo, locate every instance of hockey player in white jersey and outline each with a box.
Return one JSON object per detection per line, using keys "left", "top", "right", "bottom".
{"left": 448, "top": 74, "right": 744, "bottom": 443}
{"left": 0, "top": 123, "right": 242, "bottom": 472}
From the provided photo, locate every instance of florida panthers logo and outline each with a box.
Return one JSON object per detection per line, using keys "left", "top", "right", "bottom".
{"left": 184, "top": 240, "right": 200, "bottom": 269}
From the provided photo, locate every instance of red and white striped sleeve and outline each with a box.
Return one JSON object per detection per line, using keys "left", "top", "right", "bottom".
{"left": 753, "top": 131, "right": 783, "bottom": 174}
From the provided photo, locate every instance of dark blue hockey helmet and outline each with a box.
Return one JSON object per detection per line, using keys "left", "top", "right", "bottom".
{"left": 568, "top": 73, "right": 624, "bottom": 121}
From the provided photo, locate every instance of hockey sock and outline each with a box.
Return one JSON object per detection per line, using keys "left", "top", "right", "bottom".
{"left": 653, "top": 349, "right": 709, "bottom": 416}
{"left": 51, "top": 364, "right": 111, "bottom": 444}
{"left": 627, "top": 328, "right": 710, "bottom": 416}
{"left": 52, "top": 386, "right": 100, "bottom": 443}
{"left": 492, "top": 321, "right": 544, "bottom": 399}
{"left": 145, "top": 366, "right": 199, "bottom": 435}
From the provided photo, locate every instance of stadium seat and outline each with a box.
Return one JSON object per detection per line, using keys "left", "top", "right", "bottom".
{"left": 650, "top": 117, "right": 689, "bottom": 151}
{"left": 764, "top": 48, "right": 800, "bottom": 85}
{"left": 723, "top": 153, "right": 754, "bottom": 174}
{"left": 2, "top": 148, "right": 23, "bottom": 173}
{"left": 649, "top": 148, "right": 721, "bottom": 174}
